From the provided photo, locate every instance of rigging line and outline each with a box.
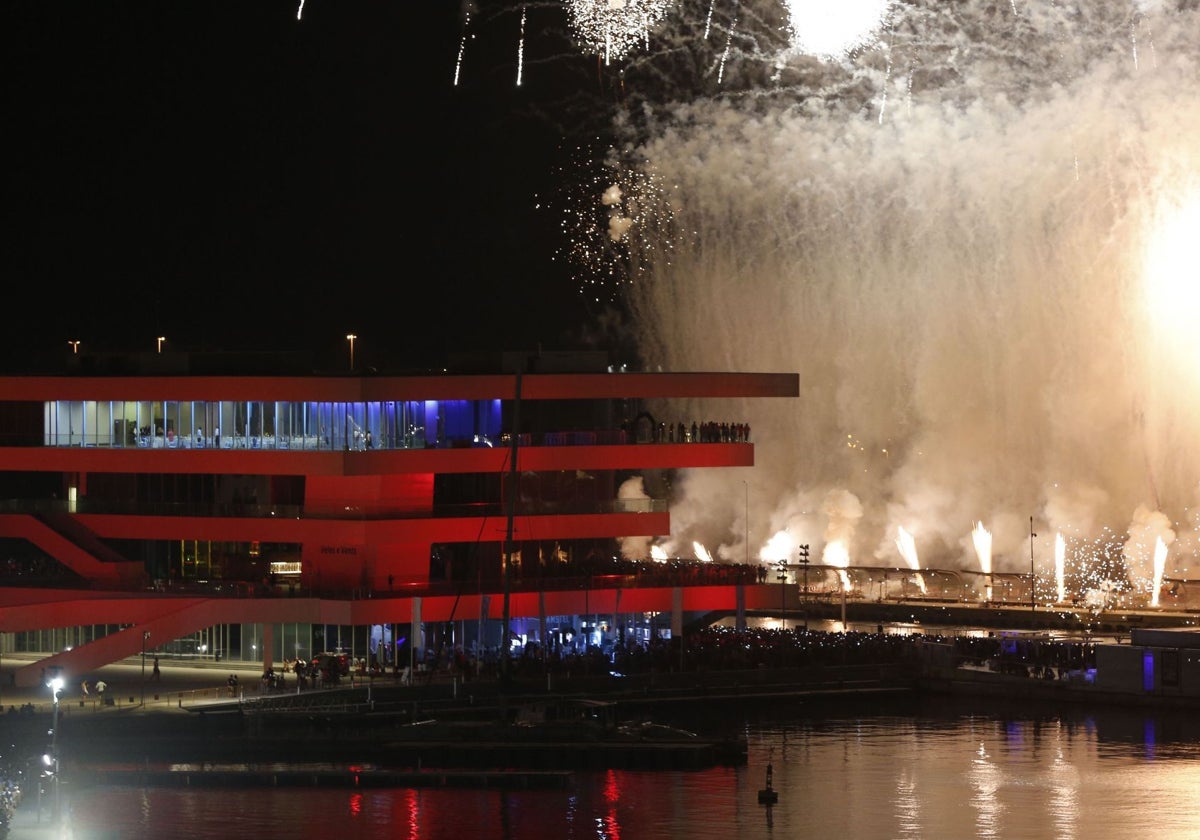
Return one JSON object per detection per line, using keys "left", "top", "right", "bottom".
{"left": 416, "top": 438, "right": 517, "bottom": 692}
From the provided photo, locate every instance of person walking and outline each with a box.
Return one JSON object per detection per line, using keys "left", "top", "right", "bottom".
{"left": 151, "top": 656, "right": 161, "bottom": 681}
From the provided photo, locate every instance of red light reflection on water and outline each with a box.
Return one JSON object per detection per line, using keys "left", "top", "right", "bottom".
{"left": 399, "top": 789, "right": 420, "bottom": 839}
{"left": 600, "top": 768, "right": 624, "bottom": 839}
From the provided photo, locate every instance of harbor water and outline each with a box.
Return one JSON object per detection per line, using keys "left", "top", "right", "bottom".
{"left": 47, "top": 694, "right": 1200, "bottom": 840}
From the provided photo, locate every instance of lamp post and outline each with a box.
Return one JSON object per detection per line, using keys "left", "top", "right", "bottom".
{"left": 744, "top": 481, "right": 750, "bottom": 566}
{"left": 346, "top": 334, "right": 357, "bottom": 371}
{"left": 776, "top": 559, "right": 787, "bottom": 630}
{"left": 156, "top": 336, "right": 166, "bottom": 354}
{"left": 1030, "top": 517, "right": 1037, "bottom": 612}
{"left": 798, "top": 544, "right": 810, "bottom": 631}
{"left": 48, "top": 673, "right": 63, "bottom": 822}
{"left": 141, "top": 629, "right": 150, "bottom": 706}
{"left": 67, "top": 340, "right": 80, "bottom": 354}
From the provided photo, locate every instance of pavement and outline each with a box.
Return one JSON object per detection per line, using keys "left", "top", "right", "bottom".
{"left": 7, "top": 795, "right": 63, "bottom": 840}
{"left": 1, "top": 656, "right": 271, "bottom": 840}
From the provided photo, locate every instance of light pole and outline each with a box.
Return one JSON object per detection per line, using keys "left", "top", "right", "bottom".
{"left": 776, "top": 559, "right": 787, "bottom": 630}
{"left": 744, "top": 481, "right": 750, "bottom": 566}
{"left": 47, "top": 673, "right": 63, "bottom": 823}
{"left": 141, "top": 629, "right": 150, "bottom": 706}
{"left": 67, "top": 340, "right": 80, "bottom": 354}
{"left": 156, "top": 336, "right": 166, "bottom": 353}
{"left": 798, "top": 544, "right": 810, "bottom": 631}
{"left": 346, "top": 334, "right": 357, "bottom": 370}
{"left": 1030, "top": 517, "right": 1037, "bottom": 612}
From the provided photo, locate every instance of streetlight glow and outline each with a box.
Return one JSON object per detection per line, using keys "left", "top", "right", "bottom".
{"left": 48, "top": 673, "right": 64, "bottom": 822}
{"left": 156, "top": 336, "right": 166, "bottom": 353}
{"left": 346, "top": 334, "right": 357, "bottom": 370}
{"left": 68, "top": 340, "right": 80, "bottom": 354}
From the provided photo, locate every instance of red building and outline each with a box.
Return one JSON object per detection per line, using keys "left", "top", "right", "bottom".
{"left": 0, "top": 350, "right": 797, "bottom": 686}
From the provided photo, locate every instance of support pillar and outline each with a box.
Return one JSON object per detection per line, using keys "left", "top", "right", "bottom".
{"left": 672, "top": 587, "right": 684, "bottom": 670}
{"left": 262, "top": 623, "right": 274, "bottom": 673}
{"left": 411, "top": 597, "right": 422, "bottom": 675}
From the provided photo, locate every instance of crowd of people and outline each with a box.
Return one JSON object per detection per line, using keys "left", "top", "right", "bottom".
{"left": 409, "top": 625, "right": 1099, "bottom": 685}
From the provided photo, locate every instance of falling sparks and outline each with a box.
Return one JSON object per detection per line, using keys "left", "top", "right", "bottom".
{"left": 559, "top": 153, "right": 674, "bottom": 306}
{"left": 296, "top": 0, "right": 305, "bottom": 21}
{"left": 516, "top": 4, "right": 526, "bottom": 86}
{"left": 717, "top": 12, "right": 736, "bottom": 84}
{"left": 453, "top": 9, "right": 472, "bottom": 87}
{"left": 565, "top": 0, "right": 674, "bottom": 64}
{"left": 1131, "top": 18, "right": 1140, "bottom": 71}
{"left": 1055, "top": 533, "right": 1066, "bottom": 604}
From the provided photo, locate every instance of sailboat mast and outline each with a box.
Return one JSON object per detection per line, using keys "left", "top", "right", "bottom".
{"left": 501, "top": 370, "right": 522, "bottom": 685}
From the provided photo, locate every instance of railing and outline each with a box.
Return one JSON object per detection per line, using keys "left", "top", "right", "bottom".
{"left": 9, "top": 425, "right": 757, "bottom": 450}
{"left": 0, "top": 497, "right": 667, "bottom": 520}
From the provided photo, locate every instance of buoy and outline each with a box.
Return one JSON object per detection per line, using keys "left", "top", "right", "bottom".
{"left": 757, "top": 762, "right": 778, "bottom": 804}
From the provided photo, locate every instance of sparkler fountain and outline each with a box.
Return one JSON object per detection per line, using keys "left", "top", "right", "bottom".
{"left": 895, "top": 526, "right": 928, "bottom": 596}
{"left": 1151, "top": 536, "right": 1168, "bottom": 607}
{"left": 1055, "top": 533, "right": 1067, "bottom": 605}
{"left": 973, "top": 522, "right": 994, "bottom": 603}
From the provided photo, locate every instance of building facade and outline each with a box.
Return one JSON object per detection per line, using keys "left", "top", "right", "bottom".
{"left": 0, "top": 351, "right": 798, "bottom": 686}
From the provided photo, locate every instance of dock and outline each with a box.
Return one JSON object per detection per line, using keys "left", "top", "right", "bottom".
{"left": 84, "top": 766, "right": 574, "bottom": 789}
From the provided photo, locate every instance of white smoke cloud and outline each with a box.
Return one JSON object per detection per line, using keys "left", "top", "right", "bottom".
{"left": 597, "top": 0, "right": 1200, "bottom": 591}
{"left": 616, "top": 475, "right": 653, "bottom": 560}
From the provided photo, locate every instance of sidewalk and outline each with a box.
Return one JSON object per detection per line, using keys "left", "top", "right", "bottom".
{"left": 6, "top": 791, "right": 68, "bottom": 840}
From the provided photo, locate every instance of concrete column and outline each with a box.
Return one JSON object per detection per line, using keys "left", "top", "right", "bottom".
{"left": 262, "top": 623, "right": 274, "bottom": 673}
{"left": 411, "top": 597, "right": 422, "bottom": 673}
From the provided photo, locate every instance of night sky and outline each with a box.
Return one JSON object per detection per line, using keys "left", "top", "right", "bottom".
{"left": 7, "top": 1, "right": 610, "bottom": 372}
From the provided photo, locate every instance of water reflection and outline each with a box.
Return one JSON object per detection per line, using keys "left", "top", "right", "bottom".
{"left": 62, "top": 699, "right": 1200, "bottom": 840}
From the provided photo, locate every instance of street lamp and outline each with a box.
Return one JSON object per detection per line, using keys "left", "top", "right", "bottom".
{"left": 1030, "top": 517, "right": 1037, "bottom": 612}
{"left": 156, "top": 336, "right": 166, "bottom": 353}
{"left": 776, "top": 559, "right": 788, "bottom": 630}
{"left": 141, "top": 629, "right": 150, "bottom": 706}
{"left": 67, "top": 340, "right": 80, "bottom": 354}
{"left": 798, "top": 544, "right": 811, "bottom": 631}
{"left": 346, "top": 334, "right": 357, "bottom": 370}
{"left": 744, "top": 481, "right": 750, "bottom": 566}
{"left": 47, "top": 672, "right": 63, "bottom": 822}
